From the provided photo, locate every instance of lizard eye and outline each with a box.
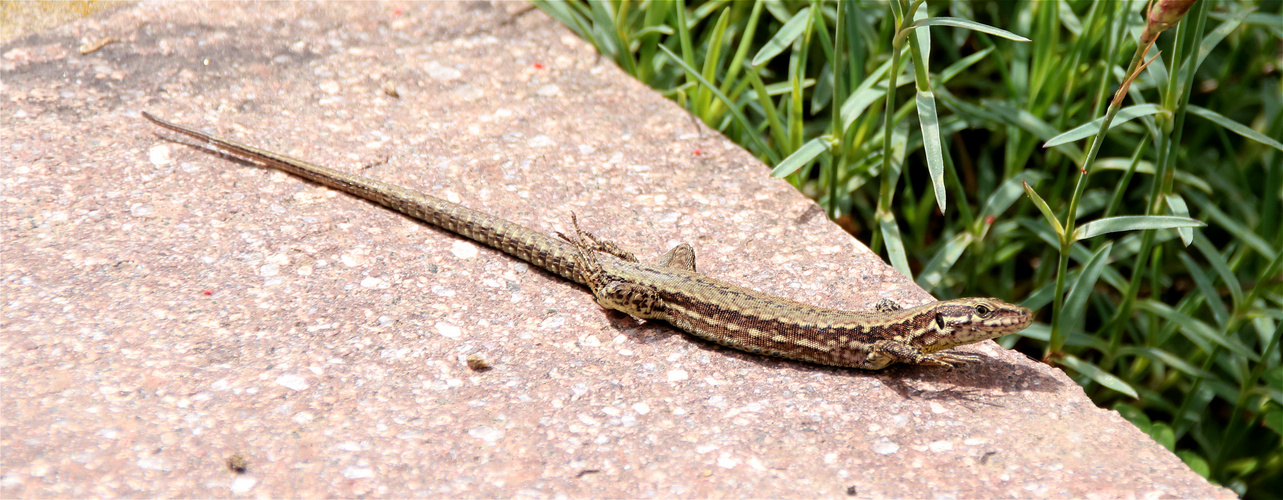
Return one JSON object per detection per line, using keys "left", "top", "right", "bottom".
{"left": 974, "top": 304, "right": 992, "bottom": 317}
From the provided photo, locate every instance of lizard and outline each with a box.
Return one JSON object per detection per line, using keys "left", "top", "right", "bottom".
{"left": 142, "top": 111, "right": 1033, "bottom": 370}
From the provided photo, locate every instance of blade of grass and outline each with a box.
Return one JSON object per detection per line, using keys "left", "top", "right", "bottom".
{"left": 1061, "top": 354, "right": 1139, "bottom": 399}
{"left": 657, "top": 44, "right": 780, "bottom": 164}
{"left": 1072, "top": 215, "right": 1206, "bottom": 242}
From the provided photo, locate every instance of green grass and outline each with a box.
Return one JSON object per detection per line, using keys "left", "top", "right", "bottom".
{"left": 534, "top": 0, "right": 1282, "bottom": 496}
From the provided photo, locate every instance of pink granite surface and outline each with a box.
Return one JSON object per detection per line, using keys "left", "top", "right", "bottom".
{"left": 1, "top": 1, "right": 1231, "bottom": 498}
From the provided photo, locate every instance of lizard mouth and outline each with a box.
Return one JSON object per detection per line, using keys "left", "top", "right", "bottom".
{"left": 986, "top": 308, "right": 1033, "bottom": 332}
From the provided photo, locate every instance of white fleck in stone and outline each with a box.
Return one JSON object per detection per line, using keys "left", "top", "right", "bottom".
{"left": 230, "top": 476, "right": 257, "bottom": 493}
{"left": 425, "top": 61, "right": 462, "bottom": 81}
{"left": 430, "top": 285, "right": 455, "bottom": 297}
{"left": 696, "top": 445, "right": 717, "bottom": 454}
{"left": 667, "top": 369, "right": 688, "bottom": 382}
{"left": 292, "top": 412, "right": 315, "bottom": 425}
{"left": 451, "top": 241, "right": 478, "bottom": 258}
{"left": 296, "top": 265, "right": 313, "bottom": 276}
{"left": 528, "top": 135, "right": 553, "bottom": 147}
{"left": 343, "top": 466, "right": 375, "bottom": 479}
{"left": 275, "top": 374, "right": 309, "bottom": 391}
{"left": 964, "top": 437, "right": 987, "bottom": 446}
{"left": 717, "top": 455, "right": 740, "bottom": 469}
{"left": 612, "top": 334, "right": 627, "bottom": 344}
{"left": 580, "top": 335, "right": 600, "bottom": 347}
{"left": 537, "top": 84, "right": 560, "bottom": 96}
{"left": 260, "top": 264, "right": 279, "bottom": 277}
{"left": 340, "top": 254, "right": 360, "bottom": 267}
{"left": 601, "top": 406, "right": 621, "bottom": 417}
{"left": 130, "top": 203, "right": 155, "bottom": 216}
{"left": 436, "top": 323, "right": 462, "bottom": 339}
{"left": 211, "top": 379, "right": 230, "bottom": 390}
{"left": 149, "top": 145, "right": 171, "bottom": 165}
{"left": 824, "top": 453, "right": 838, "bottom": 464}
{"left": 929, "top": 402, "right": 947, "bottom": 414}
{"left": 137, "top": 456, "right": 168, "bottom": 471}
{"left": 468, "top": 425, "right": 504, "bottom": 443}
{"left": 539, "top": 315, "right": 566, "bottom": 330}
{"left": 872, "top": 440, "right": 900, "bottom": 455}
{"left": 929, "top": 440, "right": 954, "bottom": 452}
{"left": 319, "top": 80, "right": 340, "bottom": 94}
{"left": 337, "top": 441, "right": 361, "bottom": 452}
{"left": 578, "top": 414, "right": 599, "bottom": 426}
{"left": 632, "top": 403, "right": 650, "bottom": 415}
{"left": 578, "top": 144, "right": 595, "bottom": 154}
{"left": 359, "top": 277, "right": 384, "bottom": 288}
{"left": 452, "top": 84, "right": 483, "bottom": 101}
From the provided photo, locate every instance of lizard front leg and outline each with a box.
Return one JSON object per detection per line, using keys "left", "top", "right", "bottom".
{"left": 870, "top": 339, "right": 977, "bottom": 367}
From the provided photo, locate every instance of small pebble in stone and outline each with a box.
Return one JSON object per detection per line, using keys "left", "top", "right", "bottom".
{"left": 225, "top": 453, "right": 248, "bottom": 474}
{"left": 466, "top": 353, "right": 492, "bottom": 371}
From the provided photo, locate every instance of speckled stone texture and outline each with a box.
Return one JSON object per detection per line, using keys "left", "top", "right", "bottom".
{"left": 1, "top": 1, "right": 1231, "bottom": 498}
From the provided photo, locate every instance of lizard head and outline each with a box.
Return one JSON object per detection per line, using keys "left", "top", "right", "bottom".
{"left": 917, "top": 297, "right": 1032, "bottom": 352}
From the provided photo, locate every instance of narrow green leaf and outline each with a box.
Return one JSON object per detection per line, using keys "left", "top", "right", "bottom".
{"left": 1014, "top": 322, "right": 1111, "bottom": 351}
{"left": 916, "top": 232, "right": 973, "bottom": 291}
{"left": 1023, "top": 181, "right": 1065, "bottom": 240}
{"left": 1188, "top": 105, "right": 1283, "bottom": 153}
{"left": 915, "top": 89, "right": 947, "bottom": 213}
{"left": 1178, "top": 252, "right": 1230, "bottom": 328}
{"left": 1164, "top": 194, "right": 1194, "bottom": 246}
{"left": 979, "top": 172, "right": 1048, "bottom": 222}
{"left": 880, "top": 213, "right": 911, "bottom": 278}
{"left": 771, "top": 137, "right": 831, "bottom": 178}
{"left": 1061, "top": 355, "right": 1139, "bottom": 399}
{"left": 1044, "top": 104, "right": 1167, "bottom": 148}
{"left": 743, "top": 79, "right": 817, "bottom": 100}
{"left": 657, "top": 45, "right": 779, "bottom": 164}
{"left": 1188, "top": 192, "right": 1276, "bottom": 257}
{"left": 839, "top": 58, "right": 896, "bottom": 134}
{"left": 1136, "top": 300, "right": 1260, "bottom": 361}
{"left": 1193, "top": 7, "right": 1255, "bottom": 79}
{"left": 1072, "top": 215, "right": 1206, "bottom": 242}
{"left": 633, "top": 25, "right": 675, "bottom": 37}
{"left": 1120, "top": 346, "right": 1217, "bottom": 379}
{"left": 1192, "top": 232, "right": 1244, "bottom": 309}
{"left": 908, "top": 16, "right": 1032, "bottom": 42}
{"left": 1056, "top": 242, "right": 1113, "bottom": 339}
{"left": 750, "top": 7, "right": 810, "bottom": 67}
{"left": 1094, "top": 158, "right": 1213, "bottom": 193}
{"left": 937, "top": 46, "right": 994, "bottom": 85}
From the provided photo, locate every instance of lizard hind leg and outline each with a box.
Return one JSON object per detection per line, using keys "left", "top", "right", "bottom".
{"left": 565, "top": 213, "right": 638, "bottom": 262}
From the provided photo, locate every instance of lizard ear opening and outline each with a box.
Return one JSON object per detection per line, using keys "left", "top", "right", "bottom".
{"left": 934, "top": 313, "right": 946, "bottom": 330}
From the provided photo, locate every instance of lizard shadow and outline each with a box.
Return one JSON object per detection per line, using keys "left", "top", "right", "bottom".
{"left": 618, "top": 315, "right": 1065, "bottom": 399}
